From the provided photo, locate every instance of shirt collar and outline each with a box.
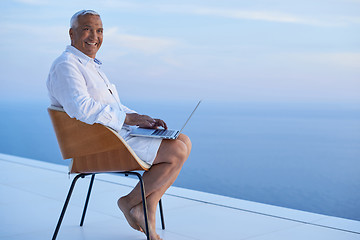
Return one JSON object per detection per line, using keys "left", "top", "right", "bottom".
{"left": 66, "top": 45, "right": 102, "bottom": 66}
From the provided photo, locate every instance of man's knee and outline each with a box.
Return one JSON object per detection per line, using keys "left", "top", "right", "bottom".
{"left": 178, "top": 134, "right": 192, "bottom": 154}
{"left": 164, "top": 138, "right": 188, "bottom": 166}
{"left": 155, "top": 134, "right": 191, "bottom": 166}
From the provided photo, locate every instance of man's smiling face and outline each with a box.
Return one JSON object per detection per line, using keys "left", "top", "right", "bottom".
{"left": 69, "top": 14, "right": 103, "bottom": 58}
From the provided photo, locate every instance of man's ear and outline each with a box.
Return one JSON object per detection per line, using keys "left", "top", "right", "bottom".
{"left": 69, "top": 28, "right": 73, "bottom": 40}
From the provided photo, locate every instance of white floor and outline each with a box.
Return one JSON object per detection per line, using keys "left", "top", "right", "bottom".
{"left": 0, "top": 153, "right": 359, "bottom": 240}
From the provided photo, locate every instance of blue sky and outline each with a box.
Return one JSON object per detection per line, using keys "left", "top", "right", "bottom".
{"left": 1, "top": 0, "right": 359, "bottom": 103}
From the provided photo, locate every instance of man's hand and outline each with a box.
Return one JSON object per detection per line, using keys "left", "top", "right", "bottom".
{"left": 125, "top": 113, "right": 167, "bottom": 129}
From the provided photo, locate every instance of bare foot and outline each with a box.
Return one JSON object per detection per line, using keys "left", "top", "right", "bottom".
{"left": 130, "top": 204, "right": 162, "bottom": 240}
{"left": 117, "top": 197, "right": 143, "bottom": 232}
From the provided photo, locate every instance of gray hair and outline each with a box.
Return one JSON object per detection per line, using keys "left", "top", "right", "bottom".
{"left": 70, "top": 10, "right": 100, "bottom": 28}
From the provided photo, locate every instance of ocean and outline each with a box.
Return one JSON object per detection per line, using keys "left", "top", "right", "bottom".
{"left": 1, "top": 100, "right": 359, "bottom": 221}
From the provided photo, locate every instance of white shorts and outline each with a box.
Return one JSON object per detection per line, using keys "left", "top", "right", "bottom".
{"left": 123, "top": 134, "right": 163, "bottom": 165}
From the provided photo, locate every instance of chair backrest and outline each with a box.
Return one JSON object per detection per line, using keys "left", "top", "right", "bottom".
{"left": 48, "top": 107, "right": 150, "bottom": 172}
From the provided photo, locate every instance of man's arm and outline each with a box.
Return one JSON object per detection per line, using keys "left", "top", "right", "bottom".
{"left": 48, "top": 61, "right": 127, "bottom": 132}
{"left": 125, "top": 113, "right": 167, "bottom": 129}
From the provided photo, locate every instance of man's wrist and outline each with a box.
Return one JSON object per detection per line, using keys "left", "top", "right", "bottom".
{"left": 125, "top": 113, "right": 138, "bottom": 125}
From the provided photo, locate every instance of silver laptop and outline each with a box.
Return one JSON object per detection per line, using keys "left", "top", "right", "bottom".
{"left": 130, "top": 100, "right": 201, "bottom": 139}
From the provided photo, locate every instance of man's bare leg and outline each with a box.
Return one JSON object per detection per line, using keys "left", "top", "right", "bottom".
{"left": 118, "top": 156, "right": 187, "bottom": 237}
{"left": 141, "top": 136, "right": 192, "bottom": 226}
{"left": 118, "top": 134, "right": 191, "bottom": 239}
{"left": 129, "top": 150, "right": 188, "bottom": 238}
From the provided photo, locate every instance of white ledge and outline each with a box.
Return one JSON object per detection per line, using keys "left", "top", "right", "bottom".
{"left": 0, "top": 153, "right": 359, "bottom": 240}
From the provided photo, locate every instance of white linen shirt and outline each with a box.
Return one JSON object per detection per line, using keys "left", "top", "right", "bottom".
{"left": 47, "top": 45, "right": 135, "bottom": 136}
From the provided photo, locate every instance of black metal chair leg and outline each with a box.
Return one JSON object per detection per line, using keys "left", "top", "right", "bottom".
{"left": 128, "top": 172, "right": 150, "bottom": 240}
{"left": 80, "top": 174, "right": 95, "bottom": 226}
{"left": 159, "top": 199, "right": 165, "bottom": 230}
{"left": 52, "top": 173, "right": 87, "bottom": 240}
{"left": 53, "top": 172, "right": 165, "bottom": 240}
{"left": 138, "top": 174, "right": 150, "bottom": 240}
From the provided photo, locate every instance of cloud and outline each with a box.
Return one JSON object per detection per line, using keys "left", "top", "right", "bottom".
{"left": 100, "top": 1, "right": 360, "bottom": 27}
{"left": 173, "top": 7, "right": 319, "bottom": 24}
{"left": 294, "top": 52, "right": 360, "bottom": 69}
{"left": 159, "top": 5, "right": 358, "bottom": 27}
{"left": 104, "top": 27, "right": 180, "bottom": 55}
{"left": 3, "top": 23, "right": 68, "bottom": 43}
{"left": 13, "top": 0, "right": 49, "bottom": 5}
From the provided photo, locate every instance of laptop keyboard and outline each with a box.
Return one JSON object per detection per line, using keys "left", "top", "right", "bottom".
{"left": 151, "top": 129, "right": 176, "bottom": 137}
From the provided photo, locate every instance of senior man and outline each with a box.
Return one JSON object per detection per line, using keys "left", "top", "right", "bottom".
{"left": 47, "top": 10, "right": 191, "bottom": 240}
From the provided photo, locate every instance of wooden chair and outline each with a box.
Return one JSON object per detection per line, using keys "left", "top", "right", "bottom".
{"left": 48, "top": 106, "right": 165, "bottom": 240}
